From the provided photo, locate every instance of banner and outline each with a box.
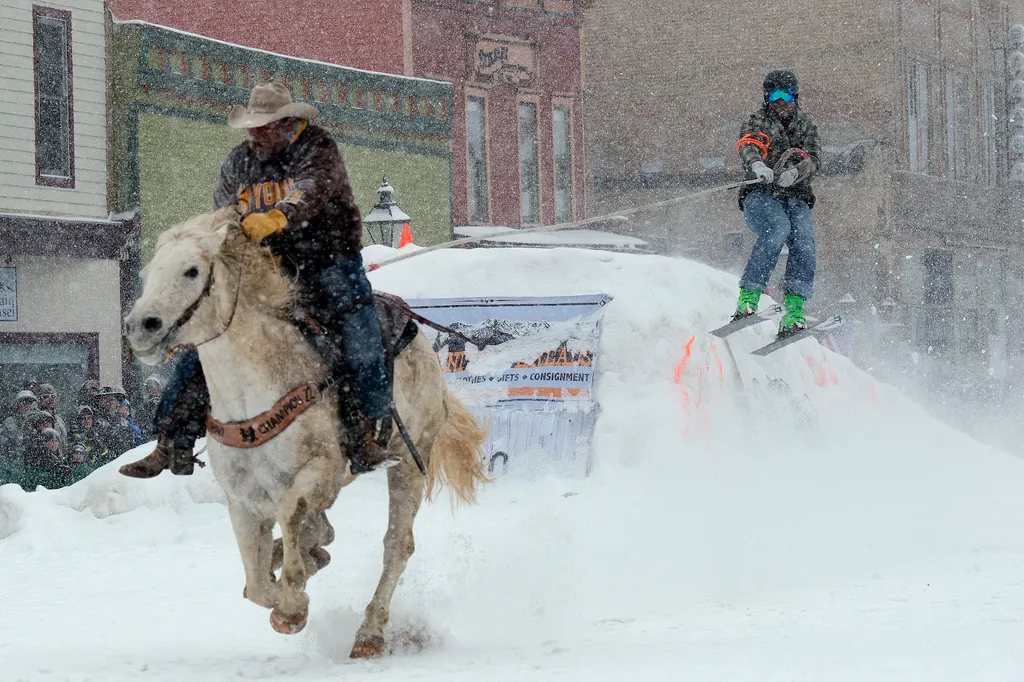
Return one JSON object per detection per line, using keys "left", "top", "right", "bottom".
{"left": 406, "top": 295, "right": 610, "bottom": 477}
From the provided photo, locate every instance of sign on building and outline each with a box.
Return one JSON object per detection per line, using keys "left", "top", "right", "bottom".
{"left": 408, "top": 295, "right": 609, "bottom": 478}
{"left": 0, "top": 268, "right": 16, "bottom": 321}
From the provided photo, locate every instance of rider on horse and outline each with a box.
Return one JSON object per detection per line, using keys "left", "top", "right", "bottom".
{"left": 120, "top": 82, "right": 401, "bottom": 479}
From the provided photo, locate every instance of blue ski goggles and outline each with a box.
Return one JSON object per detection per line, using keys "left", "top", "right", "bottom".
{"left": 766, "top": 87, "right": 796, "bottom": 103}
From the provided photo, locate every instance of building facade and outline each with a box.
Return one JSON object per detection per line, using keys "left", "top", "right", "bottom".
{"left": 107, "top": 0, "right": 587, "bottom": 233}
{"left": 583, "top": 0, "right": 1024, "bottom": 398}
{"left": 0, "top": 0, "right": 130, "bottom": 403}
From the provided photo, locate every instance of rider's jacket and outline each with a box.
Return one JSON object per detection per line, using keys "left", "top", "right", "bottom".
{"left": 213, "top": 123, "right": 363, "bottom": 279}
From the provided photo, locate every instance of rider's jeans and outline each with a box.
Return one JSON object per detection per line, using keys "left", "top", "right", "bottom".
{"left": 739, "top": 188, "right": 816, "bottom": 299}
{"left": 152, "top": 253, "right": 391, "bottom": 447}
{"left": 310, "top": 254, "right": 392, "bottom": 421}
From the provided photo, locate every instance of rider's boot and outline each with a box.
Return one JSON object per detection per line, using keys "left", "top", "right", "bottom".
{"left": 347, "top": 408, "right": 402, "bottom": 475}
{"left": 119, "top": 437, "right": 201, "bottom": 478}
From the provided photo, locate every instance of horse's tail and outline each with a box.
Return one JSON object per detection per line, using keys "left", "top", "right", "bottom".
{"left": 424, "top": 392, "right": 489, "bottom": 505}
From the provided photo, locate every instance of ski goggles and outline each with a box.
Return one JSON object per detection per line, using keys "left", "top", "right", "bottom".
{"left": 765, "top": 87, "right": 796, "bottom": 103}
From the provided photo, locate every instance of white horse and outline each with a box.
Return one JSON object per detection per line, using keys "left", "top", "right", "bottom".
{"left": 123, "top": 206, "right": 488, "bottom": 657}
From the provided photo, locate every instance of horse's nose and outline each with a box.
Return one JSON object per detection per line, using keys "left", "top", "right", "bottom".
{"left": 142, "top": 316, "right": 163, "bottom": 333}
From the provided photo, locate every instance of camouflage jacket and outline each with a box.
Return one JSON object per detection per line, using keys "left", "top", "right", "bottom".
{"left": 736, "top": 105, "right": 821, "bottom": 210}
{"left": 213, "top": 124, "right": 364, "bottom": 280}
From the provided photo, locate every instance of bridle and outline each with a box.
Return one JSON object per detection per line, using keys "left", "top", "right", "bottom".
{"left": 162, "top": 252, "right": 246, "bottom": 361}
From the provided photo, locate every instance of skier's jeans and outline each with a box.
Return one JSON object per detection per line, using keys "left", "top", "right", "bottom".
{"left": 739, "top": 188, "right": 816, "bottom": 299}
{"left": 152, "top": 254, "right": 392, "bottom": 447}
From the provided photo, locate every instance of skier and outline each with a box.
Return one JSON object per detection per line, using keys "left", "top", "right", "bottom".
{"left": 733, "top": 69, "right": 821, "bottom": 338}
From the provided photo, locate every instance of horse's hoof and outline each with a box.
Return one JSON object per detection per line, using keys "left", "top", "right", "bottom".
{"left": 350, "top": 634, "right": 386, "bottom": 659}
{"left": 310, "top": 547, "right": 331, "bottom": 570}
{"left": 270, "top": 608, "right": 308, "bottom": 635}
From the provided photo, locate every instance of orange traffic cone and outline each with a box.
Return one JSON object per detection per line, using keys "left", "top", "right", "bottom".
{"left": 398, "top": 223, "right": 413, "bottom": 247}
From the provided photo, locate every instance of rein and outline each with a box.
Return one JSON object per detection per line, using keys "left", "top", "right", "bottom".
{"left": 163, "top": 252, "right": 246, "bottom": 361}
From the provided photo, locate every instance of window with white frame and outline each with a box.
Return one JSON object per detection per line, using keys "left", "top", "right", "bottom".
{"left": 945, "top": 71, "right": 969, "bottom": 181}
{"left": 34, "top": 6, "right": 74, "bottom": 187}
{"left": 981, "top": 84, "right": 998, "bottom": 185}
{"left": 466, "top": 96, "right": 489, "bottom": 224}
{"left": 908, "top": 62, "right": 929, "bottom": 174}
{"left": 518, "top": 101, "right": 540, "bottom": 224}
{"left": 552, "top": 103, "right": 573, "bottom": 223}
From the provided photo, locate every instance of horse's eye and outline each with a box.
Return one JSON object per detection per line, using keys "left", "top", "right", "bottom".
{"left": 184, "top": 266, "right": 200, "bottom": 279}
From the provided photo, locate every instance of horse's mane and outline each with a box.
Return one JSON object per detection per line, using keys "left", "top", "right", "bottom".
{"left": 157, "top": 208, "right": 295, "bottom": 319}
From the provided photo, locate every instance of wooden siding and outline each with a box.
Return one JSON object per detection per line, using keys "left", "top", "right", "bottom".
{"left": 0, "top": 0, "right": 107, "bottom": 217}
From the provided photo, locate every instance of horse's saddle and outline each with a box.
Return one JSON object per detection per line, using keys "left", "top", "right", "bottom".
{"left": 372, "top": 291, "right": 419, "bottom": 359}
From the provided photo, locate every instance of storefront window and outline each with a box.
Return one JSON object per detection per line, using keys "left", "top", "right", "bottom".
{"left": 466, "top": 96, "right": 489, "bottom": 224}
{"left": 518, "top": 101, "right": 540, "bottom": 224}
{"left": 553, "top": 104, "right": 573, "bottom": 223}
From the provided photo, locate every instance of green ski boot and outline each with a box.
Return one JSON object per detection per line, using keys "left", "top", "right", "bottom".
{"left": 778, "top": 294, "right": 807, "bottom": 338}
{"left": 731, "top": 287, "right": 762, "bottom": 321}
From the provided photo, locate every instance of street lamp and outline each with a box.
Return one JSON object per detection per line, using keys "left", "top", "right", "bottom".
{"left": 363, "top": 176, "right": 411, "bottom": 248}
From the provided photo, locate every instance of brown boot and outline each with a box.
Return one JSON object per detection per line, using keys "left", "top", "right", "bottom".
{"left": 119, "top": 438, "right": 199, "bottom": 478}
{"left": 348, "top": 417, "right": 402, "bottom": 475}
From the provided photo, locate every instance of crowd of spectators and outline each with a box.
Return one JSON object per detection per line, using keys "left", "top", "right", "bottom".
{"left": 0, "top": 374, "right": 164, "bottom": 491}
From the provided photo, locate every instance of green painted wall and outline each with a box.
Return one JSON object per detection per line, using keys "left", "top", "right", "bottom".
{"left": 138, "top": 114, "right": 246, "bottom": 263}
{"left": 138, "top": 114, "right": 452, "bottom": 264}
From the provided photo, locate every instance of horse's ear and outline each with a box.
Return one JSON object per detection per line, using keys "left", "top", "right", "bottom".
{"left": 212, "top": 205, "right": 242, "bottom": 230}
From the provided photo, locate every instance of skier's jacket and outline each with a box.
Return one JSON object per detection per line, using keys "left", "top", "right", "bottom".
{"left": 212, "top": 123, "right": 363, "bottom": 281}
{"left": 736, "top": 105, "right": 821, "bottom": 211}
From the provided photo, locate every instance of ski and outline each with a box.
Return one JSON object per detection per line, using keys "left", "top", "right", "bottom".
{"left": 750, "top": 315, "right": 843, "bottom": 356}
{"left": 710, "top": 304, "right": 782, "bottom": 338}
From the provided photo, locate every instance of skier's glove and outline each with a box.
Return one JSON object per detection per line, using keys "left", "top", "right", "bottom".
{"left": 776, "top": 167, "right": 799, "bottom": 187}
{"left": 751, "top": 161, "right": 774, "bottom": 184}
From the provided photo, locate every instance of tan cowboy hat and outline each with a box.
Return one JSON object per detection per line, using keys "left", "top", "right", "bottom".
{"left": 227, "top": 82, "right": 318, "bottom": 129}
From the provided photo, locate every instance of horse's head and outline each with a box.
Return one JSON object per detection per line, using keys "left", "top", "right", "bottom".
{"left": 123, "top": 206, "right": 256, "bottom": 364}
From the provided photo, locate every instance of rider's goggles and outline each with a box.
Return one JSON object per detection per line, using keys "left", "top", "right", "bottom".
{"left": 766, "top": 88, "right": 796, "bottom": 103}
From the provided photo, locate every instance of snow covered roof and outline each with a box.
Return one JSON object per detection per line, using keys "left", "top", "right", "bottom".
{"left": 110, "top": 17, "right": 452, "bottom": 87}
{"left": 453, "top": 226, "right": 649, "bottom": 250}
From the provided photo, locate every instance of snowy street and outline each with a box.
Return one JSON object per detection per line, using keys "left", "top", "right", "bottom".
{"left": 5, "top": 246, "right": 1024, "bottom": 680}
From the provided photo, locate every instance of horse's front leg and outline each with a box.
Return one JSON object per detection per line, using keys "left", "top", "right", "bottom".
{"left": 351, "top": 460, "right": 425, "bottom": 658}
{"left": 270, "top": 456, "right": 339, "bottom": 635}
{"left": 227, "top": 498, "right": 279, "bottom": 610}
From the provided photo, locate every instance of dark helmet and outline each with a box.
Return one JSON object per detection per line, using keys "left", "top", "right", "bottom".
{"left": 763, "top": 69, "right": 799, "bottom": 100}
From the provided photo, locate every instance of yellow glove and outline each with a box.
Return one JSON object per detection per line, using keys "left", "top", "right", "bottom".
{"left": 241, "top": 208, "right": 288, "bottom": 243}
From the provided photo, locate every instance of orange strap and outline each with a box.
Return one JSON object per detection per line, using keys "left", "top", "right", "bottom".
{"left": 736, "top": 132, "right": 771, "bottom": 160}
{"left": 206, "top": 382, "right": 324, "bottom": 449}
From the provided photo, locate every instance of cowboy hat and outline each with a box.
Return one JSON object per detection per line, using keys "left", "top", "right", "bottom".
{"left": 227, "top": 83, "right": 318, "bottom": 129}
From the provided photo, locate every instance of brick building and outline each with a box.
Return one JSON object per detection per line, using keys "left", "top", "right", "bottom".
{"left": 107, "top": 0, "right": 587, "bottom": 231}
{"left": 583, "top": 0, "right": 1024, "bottom": 396}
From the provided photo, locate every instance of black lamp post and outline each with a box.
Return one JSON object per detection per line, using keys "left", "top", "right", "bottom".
{"left": 363, "top": 176, "right": 411, "bottom": 247}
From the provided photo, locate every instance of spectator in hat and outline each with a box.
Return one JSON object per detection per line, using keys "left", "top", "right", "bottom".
{"left": 22, "top": 376, "right": 40, "bottom": 396}
{"left": 1, "top": 390, "right": 38, "bottom": 461}
{"left": 141, "top": 376, "right": 163, "bottom": 437}
{"left": 71, "top": 405, "right": 110, "bottom": 465}
{"left": 77, "top": 379, "right": 101, "bottom": 412}
{"left": 120, "top": 398, "right": 144, "bottom": 447}
{"left": 95, "top": 386, "right": 133, "bottom": 456}
{"left": 24, "top": 409, "right": 56, "bottom": 434}
{"left": 66, "top": 442, "right": 100, "bottom": 483}
{"left": 23, "top": 427, "right": 68, "bottom": 489}
{"left": 36, "top": 384, "right": 68, "bottom": 444}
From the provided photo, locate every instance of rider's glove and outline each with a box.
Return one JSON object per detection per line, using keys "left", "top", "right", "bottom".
{"left": 241, "top": 209, "right": 288, "bottom": 243}
{"left": 750, "top": 161, "right": 774, "bottom": 184}
{"left": 776, "top": 167, "right": 799, "bottom": 187}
